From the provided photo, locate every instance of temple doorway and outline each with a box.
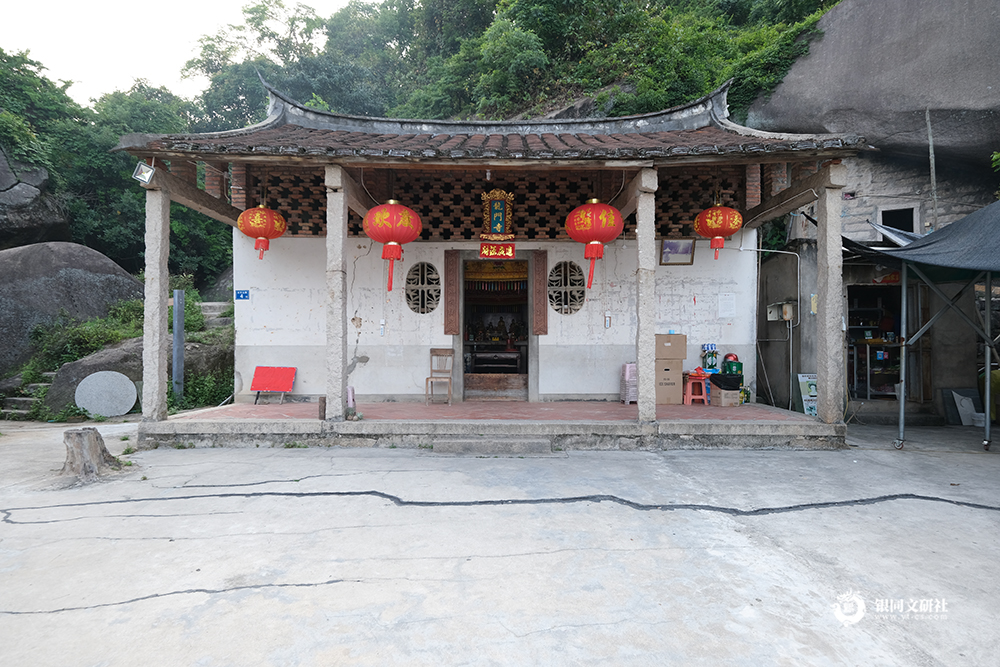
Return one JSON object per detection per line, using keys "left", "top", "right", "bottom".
{"left": 462, "top": 259, "right": 529, "bottom": 401}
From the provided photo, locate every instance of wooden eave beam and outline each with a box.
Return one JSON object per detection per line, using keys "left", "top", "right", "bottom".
{"left": 743, "top": 162, "right": 849, "bottom": 229}
{"left": 609, "top": 167, "right": 658, "bottom": 219}
{"left": 324, "top": 164, "right": 378, "bottom": 217}
{"left": 140, "top": 167, "right": 241, "bottom": 227}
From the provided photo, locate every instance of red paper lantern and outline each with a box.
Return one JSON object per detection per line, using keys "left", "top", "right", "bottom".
{"left": 237, "top": 205, "right": 287, "bottom": 259}
{"left": 693, "top": 205, "right": 743, "bottom": 260}
{"left": 565, "top": 199, "right": 624, "bottom": 288}
{"left": 363, "top": 200, "right": 422, "bottom": 291}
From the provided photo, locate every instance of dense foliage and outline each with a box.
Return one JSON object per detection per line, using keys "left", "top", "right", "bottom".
{"left": 1, "top": 0, "right": 840, "bottom": 289}
{"left": 187, "top": 0, "right": 839, "bottom": 124}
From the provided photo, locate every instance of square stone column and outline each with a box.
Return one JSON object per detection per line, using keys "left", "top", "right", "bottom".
{"left": 324, "top": 166, "right": 349, "bottom": 420}
{"left": 634, "top": 168, "right": 659, "bottom": 423}
{"left": 816, "top": 163, "right": 848, "bottom": 423}
{"left": 142, "top": 187, "right": 171, "bottom": 421}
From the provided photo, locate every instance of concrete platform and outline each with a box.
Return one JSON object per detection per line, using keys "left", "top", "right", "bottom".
{"left": 136, "top": 401, "right": 846, "bottom": 451}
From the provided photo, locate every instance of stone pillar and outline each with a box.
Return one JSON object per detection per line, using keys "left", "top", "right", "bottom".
{"left": 634, "top": 168, "right": 659, "bottom": 423}
{"left": 324, "top": 165, "right": 349, "bottom": 421}
{"left": 815, "top": 163, "right": 848, "bottom": 423}
{"left": 142, "top": 186, "right": 171, "bottom": 421}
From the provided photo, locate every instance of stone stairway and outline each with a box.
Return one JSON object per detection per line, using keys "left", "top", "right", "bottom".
{"left": 200, "top": 302, "right": 233, "bottom": 329}
{"left": 1, "top": 371, "right": 55, "bottom": 420}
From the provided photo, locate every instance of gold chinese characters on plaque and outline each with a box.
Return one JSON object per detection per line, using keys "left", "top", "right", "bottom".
{"left": 480, "top": 188, "right": 516, "bottom": 259}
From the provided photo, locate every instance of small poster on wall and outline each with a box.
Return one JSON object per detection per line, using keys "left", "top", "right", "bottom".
{"left": 798, "top": 373, "right": 818, "bottom": 416}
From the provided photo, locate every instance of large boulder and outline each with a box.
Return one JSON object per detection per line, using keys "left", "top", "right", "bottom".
{"left": 44, "top": 336, "right": 234, "bottom": 414}
{"left": 745, "top": 0, "right": 1000, "bottom": 166}
{"left": 0, "top": 242, "right": 143, "bottom": 379}
{"left": 0, "top": 149, "right": 70, "bottom": 250}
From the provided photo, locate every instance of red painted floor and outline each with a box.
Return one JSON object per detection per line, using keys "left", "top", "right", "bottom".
{"left": 175, "top": 400, "right": 814, "bottom": 423}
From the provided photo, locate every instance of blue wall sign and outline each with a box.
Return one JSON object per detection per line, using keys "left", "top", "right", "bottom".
{"left": 235, "top": 290, "right": 250, "bottom": 300}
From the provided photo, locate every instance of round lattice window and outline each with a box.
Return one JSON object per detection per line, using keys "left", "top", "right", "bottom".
{"left": 548, "top": 261, "right": 586, "bottom": 315}
{"left": 405, "top": 262, "right": 441, "bottom": 314}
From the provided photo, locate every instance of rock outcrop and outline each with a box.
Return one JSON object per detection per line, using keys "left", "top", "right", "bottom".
{"left": 0, "top": 149, "right": 70, "bottom": 250}
{"left": 44, "top": 336, "right": 233, "bottom": 414}
{"left": 0, "top": 242, "right": 143, "bottom": 379}
{"left": 746, "top": 0, "right": 1000, "bottom": 166}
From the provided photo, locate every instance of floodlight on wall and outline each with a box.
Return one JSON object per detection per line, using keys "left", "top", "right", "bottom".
{"left": 132, "top": 162, "right": 155, "bottom": 184}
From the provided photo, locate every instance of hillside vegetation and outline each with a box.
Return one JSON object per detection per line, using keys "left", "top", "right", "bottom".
{"left": 1, "top": 0, "right": 837, "bottom": 286}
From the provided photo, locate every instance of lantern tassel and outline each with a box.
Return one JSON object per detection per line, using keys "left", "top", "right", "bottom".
{"left": 710, "top": 236, "right": 725, "bottom": 260}
{"left": 255, "top": 237, "right": 269, "bottom": 260}
{"left": 383, "top": 242, "right": 402, "bottom": 291}
{"left": 584, "top": 242, "right": 604, "bottom": 289}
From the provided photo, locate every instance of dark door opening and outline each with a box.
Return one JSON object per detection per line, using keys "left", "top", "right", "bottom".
{"left": 463, "top": 260, "right": 529, "bottom": 401}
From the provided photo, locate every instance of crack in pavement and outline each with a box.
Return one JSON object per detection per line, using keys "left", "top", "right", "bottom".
{"left": 3, "top": 491, "right": 999, "bottom": 616}
{"left": 0, "top": 579, "right": 350, "bottom": 615}
{"left": 3, "top": 491, "right": 999, "bottom": 526}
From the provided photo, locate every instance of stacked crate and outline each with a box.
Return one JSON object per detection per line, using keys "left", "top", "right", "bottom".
{"left": 620, "top": 362, "right": 638, "bottom": 404}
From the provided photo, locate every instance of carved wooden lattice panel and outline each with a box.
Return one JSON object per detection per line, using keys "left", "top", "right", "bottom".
{"left": 656, "top": 166, "right": 744, "bottom": 238}
{"left": 245, "top": 167, "right": 328, "bottom": 236}
{"left": 389, "top": 170, "right": 629, "bottom": 242}
{"left": 240, "top": 165, "right": 753, "bottom": 242}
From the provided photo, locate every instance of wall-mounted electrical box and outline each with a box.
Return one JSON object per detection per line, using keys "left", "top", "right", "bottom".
{"left": 766, "top": 302, "right": 797, "bottom": 322}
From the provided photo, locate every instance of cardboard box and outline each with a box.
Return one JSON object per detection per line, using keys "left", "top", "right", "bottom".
{"left": 655, "top": 363, "right": 683, "bottom": 404}
{"left": 711, "top": 388, "right": 742, "bottom": 407}
{"left": 655, "top": 334, "right": 687, "bottom": 359}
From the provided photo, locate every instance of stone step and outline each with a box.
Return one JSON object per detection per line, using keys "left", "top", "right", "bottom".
{"left": 0, "top": 408, "right": 32, "bottom": 419}
{"left": 24, "top": 383, "right": 51, "bottom": 393}
{"left": 3, "top": 396, "right": 39, "bottom": 410}
{"left": 41, "top": 372, "right": 57, "bottom": 380}
{"left": 200, "top": 302, "right": 230, "bottom": 316}
{"left": 205, "top": 316, "right": 233, "bottom": 329}
{"left": 431, "top": 437, "right": 553, "bottom": 456}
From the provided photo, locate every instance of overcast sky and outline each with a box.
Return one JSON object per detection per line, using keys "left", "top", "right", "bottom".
{"left": 5, "top": 0, "right": 351, "bottom": 106}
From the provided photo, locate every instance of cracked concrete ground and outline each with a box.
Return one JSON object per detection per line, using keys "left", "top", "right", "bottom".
{"left": 1, "top": 420, "right": 998, "bottom": 666}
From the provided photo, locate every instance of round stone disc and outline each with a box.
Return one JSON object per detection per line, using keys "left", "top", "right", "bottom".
{"left": 74, "top": 371, "right": 138, "bottom": 417}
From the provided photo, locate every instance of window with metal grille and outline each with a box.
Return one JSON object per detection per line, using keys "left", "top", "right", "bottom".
{"left": 405, "top": 262, "right": 441, "bottom": 314}
{"left": 547, "top": 261, "right": 586, "bottom": 315}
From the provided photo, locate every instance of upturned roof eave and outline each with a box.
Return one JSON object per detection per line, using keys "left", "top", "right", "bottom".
{"left": 115, "top": 79, "right": 869, "bottom": 159}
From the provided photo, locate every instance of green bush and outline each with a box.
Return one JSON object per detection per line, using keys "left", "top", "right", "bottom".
{"left": 167, "top": 370, "right": 233, "bottom": 411}
{"left": 24, "top": 301, "right": 144, "bottom": 377}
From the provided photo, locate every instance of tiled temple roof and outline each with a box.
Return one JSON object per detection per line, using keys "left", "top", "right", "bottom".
{"left": 117, "top": 81, "right": 867, "bottom": 164}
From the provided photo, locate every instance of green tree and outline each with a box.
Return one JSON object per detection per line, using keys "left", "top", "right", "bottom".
{"left": 56, "top": 82, "right": 231, "bottom": 281}
{"left": 415, "top": 0, "right": 497, "bottom": 57}
{"left": 391, "top": 37, "right": 484, "bottom": 118}
{"left": 473, "top": 18, "right": 548, "bottom": 116}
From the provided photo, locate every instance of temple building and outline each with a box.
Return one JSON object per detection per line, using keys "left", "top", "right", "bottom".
{"left": 117, "top": 81, "right": 863, "bottom": 447}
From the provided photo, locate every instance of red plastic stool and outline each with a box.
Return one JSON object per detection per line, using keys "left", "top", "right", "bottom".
{"left": 684, "top": 375, "right": 710, "bottom": 405}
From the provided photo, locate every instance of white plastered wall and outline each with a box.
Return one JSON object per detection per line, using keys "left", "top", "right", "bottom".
{"left": 233, "top": 228, "right": 758, "bottom": 401}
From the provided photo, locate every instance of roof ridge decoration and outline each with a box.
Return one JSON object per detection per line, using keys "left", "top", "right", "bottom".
{"left": 115, "top": 79, "right": 868, "bottom": 161}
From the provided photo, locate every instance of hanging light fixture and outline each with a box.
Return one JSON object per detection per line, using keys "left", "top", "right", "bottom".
{"left": 565, "top": 199, "right": 624, "bottom": 289}
{"left": 693, "top": 192, "right": 743, "bottom": 260}
{"left": 363, "top": 200, "right": 422, "bottom": 291}
{"left": 237, "top": 204, "right": 287, "bottom": 259}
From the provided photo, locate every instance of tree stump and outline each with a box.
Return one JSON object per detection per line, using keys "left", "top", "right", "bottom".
{"left": 61, "top": 428, "right": 121, "bottom": 483}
